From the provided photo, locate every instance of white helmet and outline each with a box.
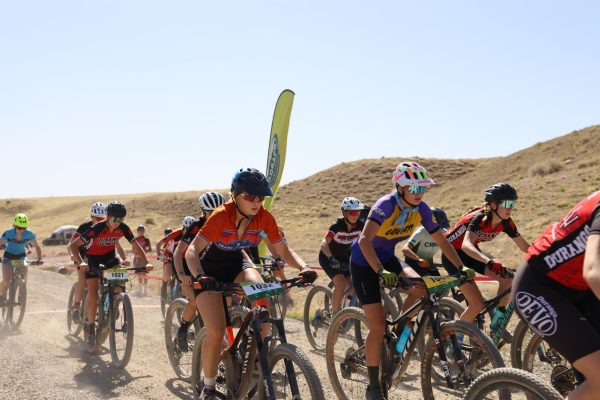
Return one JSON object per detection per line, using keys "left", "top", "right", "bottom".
{"left": 182, "top": 216, "right": 195, "bottom": 229}
{"left": 392, "top": 162, "right": 436, "bottom": 187}
{"left": 90, "top": 202, "right": 106, "bottom": 218}
{"left": 198, "top": 192, "right": 225, "bottom": 211}
{"left": 341, "top": 197, "right": 365, "bottom": 211}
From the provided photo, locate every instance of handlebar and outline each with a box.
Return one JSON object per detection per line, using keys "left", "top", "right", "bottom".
{"left": 193, "top": 275, "right": 310, "bottom": 294}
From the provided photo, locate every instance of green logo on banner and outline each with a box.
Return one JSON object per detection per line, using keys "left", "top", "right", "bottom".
{"left": 266, "top": 134, "right": 280, "bottom": 188}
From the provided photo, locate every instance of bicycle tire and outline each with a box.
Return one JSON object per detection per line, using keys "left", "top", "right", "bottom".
{"left": 303, "top": 285, "right": 333, "bottom": 351}
{"left": 420, "top": 319, "right": 505, "bottom": 400}
{"left": 165, "top": 298, "right": 203, "bottom": 382}
{"left": 510, "top": 319, "right": 532, "bottom": 368}
{"left": 160, "top": 284, "right": 168, "bottom": 318}
{"left": 258, "top": 343, "right": 324, "bottom": 399}
{"left": 463, "top": 367, "right": 563, "bottom": 400}
{"left": 387, "top": 286, "right": 406, "bottom": 315}
{"left": 67, "top": 282, "right": 86, "bottom": 336}
{"left": 109, "top": 292, "right": 135, "bottom": 368}
{"left": 418, "top": 296, "right": 466, "bottom": 357}
{"left": 6, "top": 278, "right": 27, "bottom": 330}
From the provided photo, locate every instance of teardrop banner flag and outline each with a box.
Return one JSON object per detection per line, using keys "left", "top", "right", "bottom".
{"left": 264, "top": 89, "right": 294, "bottom": 210}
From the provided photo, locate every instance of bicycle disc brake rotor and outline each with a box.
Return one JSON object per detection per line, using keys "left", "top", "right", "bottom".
{"left": 220, "top": 349, "right": 243, "bottom": 396}
{"left": 551, "top": 364, "right": 576, "bottom": 396}
{"left": 341, "top": 347, "right": 362, "bottom": 379}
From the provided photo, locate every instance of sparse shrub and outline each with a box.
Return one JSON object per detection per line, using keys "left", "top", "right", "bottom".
{"left": 529, "top": 161, "right": 563, "bottom": 177}
{"left": 145, "top": 218, "right": 155, "bottom": 225}
{"left": 319, "top": 211, "right": 329, "bottom": 218}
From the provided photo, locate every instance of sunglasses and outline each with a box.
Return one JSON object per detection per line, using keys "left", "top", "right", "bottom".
{"left": 345, "top": 210, "right": 360, "bottom": 217}
{"left": 499, "top": 200, "right": 517, "bottom": 209}
{"left": 111, "top": 217, "right": 124, "bottom": 223}
{"left": 407, "top": 185, "right": 427, "bottom": 195}
{"left": 15, "top": 227, "right": 26, "bottom": 230}
{"left": 240, "top": 193, "right": 265, "bottom": 203}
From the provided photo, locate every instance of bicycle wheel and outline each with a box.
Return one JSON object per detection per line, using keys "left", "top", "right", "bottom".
{"left": 6, "top": 279, "right": 27, "bottom": 330}
{"left": 303, "top": 285, "right": 333, "bottom": 351}
{"left": 510, "top": 319, "right": 537, "bottom": 369}
{"left": 109, "top": 292, "right": 134, "bottom": 368}
{"left": 463, "top": 367, "right": 563, "bottom": 400}
{"left": 258, "top": 343, "right": 324, "bottom": 399}
{"left": 325, "top": 306, "right": 370, "bottom": 400}
{"left": 418, "top": 297, "right": 465, "bottom": 358}
{"left": 165, "top": 298, "right": 203, "bottom": 382}
{"left": 421, "top": 319, "right": 505, "bottom": 400}
{"left": 387, "top": 286, "right": 407, "bottom": 315}
{"left": 523, "top": 333, "right": 576, "bottom": 396}
{"left": 67, "top": 282, "right": 86, "bottom": 336}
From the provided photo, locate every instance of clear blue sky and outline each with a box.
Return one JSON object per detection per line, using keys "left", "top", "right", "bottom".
{"left": 1, "top": 1, "right": 598, "bottom": 198}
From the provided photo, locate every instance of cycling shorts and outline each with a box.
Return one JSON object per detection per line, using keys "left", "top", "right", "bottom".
{"left": 441, "top": 248, "right": 487, "bottom": 275}
{"left": 85, "top": 253, "right": 116, "bottom": 280}
{"left": 193, "top": 258, "right": 254, "bottom": 297}
{"left": 2, "top": 252, "right": 26, "bottom": 269}
{"left": 350, "top": 256, "right": 406, "bottom": 305}
{"left": 319, "top": 251, "right": 350, "bottom": 279}
{"left": 513, "top": 264, "right": 600, "bottom": 363}
{"left": 404, "top": 257, "right": 440, "bottom": 277}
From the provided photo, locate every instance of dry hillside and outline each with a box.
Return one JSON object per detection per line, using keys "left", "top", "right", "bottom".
{"left": 1, "top": 125, "right": 598, "bottom": 267}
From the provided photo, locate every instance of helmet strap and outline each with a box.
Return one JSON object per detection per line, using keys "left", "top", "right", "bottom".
{"left": 489, "top": 203, "right": 507, "bottom": 221}
{"left": 233, "top": 197, "right": 253, "bottom": 229}
{"left": 396, "top": 185, "right": 419, "bottom": 208}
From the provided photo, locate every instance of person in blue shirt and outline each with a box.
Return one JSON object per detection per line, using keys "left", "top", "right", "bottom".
{"left": 0, "top": 213, "right": 42, "bottom": 301}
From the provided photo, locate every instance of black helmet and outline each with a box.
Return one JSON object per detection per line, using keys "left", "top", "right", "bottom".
{"left": 431, "top": 207, "right": 450, "bottom": 229}
{"left": 106, "top": 201, "right": 127, "bottom": 218}
{"left": 484, "top": 183, "right": 518, "bottom": 202}
{"left": 163, "top": 227, "right": 173, "bottom": 236}
{"left": 231, "top": 168, "right": 273, "bottom": 196}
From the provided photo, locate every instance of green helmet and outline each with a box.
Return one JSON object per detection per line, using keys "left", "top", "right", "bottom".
{"left": 14, "top": 213, "right": 29, "bottom": 228}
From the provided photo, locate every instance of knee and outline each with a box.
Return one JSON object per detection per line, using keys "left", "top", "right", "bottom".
{"left": 368, "top": 322, "right": 385, "bottom": 337}
{"left": 204, "top": 325, "right": 225, "bottom": 341}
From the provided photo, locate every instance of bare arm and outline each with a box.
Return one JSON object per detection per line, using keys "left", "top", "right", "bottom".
{"left": 584, "top": 234, "right": 600, "bottom": 299}
{"left": 173, "top": 241, "right": 189, "bottom": 277}
{"left": 155, "top": 238, "right": 165, "bottom": 257}
{"left": 32, "top": 239, "right": 42, "bottom": 260}
{"left": 320, "top": 236, "right": 333, "bottom": 258}
{"left": 461, "top": 231, "right": 491, "bottom": 264}
{"left": 130, "top": 241, "right": 149, "bottom": 264}
{"left": 69, "top": 238, "right": 86, "bottom": 265}
{"left": 431, "top": 229, "right": 463, "bottom": 269}
{"left": 185, "top": 236, "right": 209, "bottom": 278}
{"left": 271, "top": 241, "right": 310, "bottom": 272}
{"left": 357, "top": 220, "right": 383, "bottom": 273}
{"left": 512, "top": 235, "right": 531, "bottom": 253}
{"left": 402, "top": 242, "right": 420, "bottom": 262}
{"left": 115, "top": 241, "right": 127, "bottom": 261}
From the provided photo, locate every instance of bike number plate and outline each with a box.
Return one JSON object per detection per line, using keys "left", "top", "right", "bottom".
{"left": 9, "top": 259, "right": 26, "bottom": 267}
{"left": 241, "top": 282, "right": 285, "bottom": 301}
{"left": 106, "top": 268, "right": 129, "bottom": 282}
{"left": 421, "top": 275, "right": 459, "bottom": 293}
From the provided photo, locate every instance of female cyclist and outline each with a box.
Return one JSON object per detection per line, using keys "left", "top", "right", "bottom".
{"left": 0, "top": 213, "right": 42, "bottom": 302}
{"left": 134, "top": 225, "right": 152, "bottom": 296}
{"left": 513, "top": 190, "right": 600, "bottom": 400}
{"left": 351, "top": 162, "right": 465, "bottom": 400}
{"left": 172, "top": 192, "right": 225, "bottom": 351}
{"left": 442, "top": 183, "right": 530, "bottom": 322}
{"left": 319, "top": 196, "right": 365, "bottom": 314}
{"left": 185, "top": 168, "right": 316, "bottom": 399}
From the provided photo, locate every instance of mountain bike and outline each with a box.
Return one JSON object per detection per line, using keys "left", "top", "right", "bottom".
{"left": 161, "top": 257, "right": 183, "bottom": 318}
{"left": 165, "top": 297, "right": 203, "bottom": 382}
{"left": 1, "top": 258, "right": 42, "bottom": 330}
{"left": 463, "top": 367, "right": 563, "bottom": 400}
{"left": 303, "top": 264, "right": 398, "bottom": 351}
{"left": 67, "top": 280, "right": 87, "bottom": 336}
{"left": 83, "top": 260, "right": 148, "bottom": 368}
{"left": 326, "top": 270, "right": 505, "bottom": 400}
{"left": 191, "top": 277, "right": 324, "bottom": 399}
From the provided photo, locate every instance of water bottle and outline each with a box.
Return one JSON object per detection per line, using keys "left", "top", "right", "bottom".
{"left": 490, "top": 306, "right": 506, "bottom": 334}
{"left": 395, "top": 321, "right": 414, "bottom": 353}
{"left": 103, "top": 295, "right": 109, "bottom": 314}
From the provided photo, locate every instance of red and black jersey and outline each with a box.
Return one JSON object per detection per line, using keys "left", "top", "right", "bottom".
{"left": 162, "top": 228, "right": 184, "bottom": 257}
{"left": 135, "top": 236, "right": 151, "bottom": 252}
{"left": 526, "top": 191, "right": 600, "bottom": 291}
{"left": 73, "top": 220, "right": 94, "bottom": 258}
{"left": 445, "top": 208, "right": 520, "bottom": 250}
{"left": 79, "top": 221, "right": 135, "bottom": 256}
{"left": 324, "top": 218, "right": 364, "bottom": 260}
{"left": 182, "top": 217, "right": 207, "bottom": 245}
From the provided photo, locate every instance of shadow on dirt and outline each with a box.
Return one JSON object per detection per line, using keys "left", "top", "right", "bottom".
{"left": 165, "top": 377, "right": 195, "bottom": 399}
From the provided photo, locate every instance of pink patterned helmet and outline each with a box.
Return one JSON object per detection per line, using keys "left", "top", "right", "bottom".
{"left": 392, "top": 162, "right": 436, "bottom": 187}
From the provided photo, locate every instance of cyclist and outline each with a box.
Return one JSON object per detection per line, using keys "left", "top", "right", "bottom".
{"left": 513, "top": 190, "right": 600, "bottom": 400}
{"left": 156, "top": 216, "right": 195, "bottom": 301}
{"left": 350, "top": 162, "right": 465, "bottom": 400}
{"left": 402, "top": 207, "right": 450, "bottom": 277}
{"left": 185, "top": 168, "right": 316, "bottom": 399}
{"left": 68, "top": 201, "right": 153, "bottom": 347}
{"left": 67, "top": 202, "right": 127, "bottom": 323}
{"left": 319, "top": 197, "right": 365, "bottom": 314}
{"left": 172, "top": 192, "right": 225, "bottom": 351}
{"left": 442, "top": 183, "right": 530, "bottom": 323}
{"left": 0, "top": 213, "right": 42, "bottom": 302}
{"left": 134, "top": 225, "right": 152, "bottom": 296}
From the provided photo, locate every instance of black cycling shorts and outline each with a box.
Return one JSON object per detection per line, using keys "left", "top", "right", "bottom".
{"left": 404, "top": 257, "right": 441, "bottom": 277}
{"left": 193, "top": 258, "right": 254, "bottom": 297}
{"left": 513, "top": 264, "right": 600, "bottom": 363}
{"left": 441, "top": 248, "right": 487, "bottom": 275}
{"left": 350, "top": 256, "right": 405, "bottom": 305}
{"left": 85, "top": 253, "right": 116, "bottom": 280}
{"left": 319, "top": 251, "right": 350, "bottom": 279}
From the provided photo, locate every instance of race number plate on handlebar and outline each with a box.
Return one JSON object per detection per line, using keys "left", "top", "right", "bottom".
{"left": 241, "top": 282, "right": 285, "bottom": 302}
{"left": 106, "top": 268, "right": 129, "bottom": 283}
{"left": 9, "top": 259, "right": 27, "bottom": 267}
{"left": 421, "top": 275, "right": 460, "bottom": 294}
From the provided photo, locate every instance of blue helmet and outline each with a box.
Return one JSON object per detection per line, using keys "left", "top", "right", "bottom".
{"left": 231, "top": 168, "right": 273, "bottom": 196}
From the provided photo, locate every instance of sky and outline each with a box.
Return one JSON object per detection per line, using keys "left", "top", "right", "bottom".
{"left": 1, "top": 1, "right": 599, "bottom": 199}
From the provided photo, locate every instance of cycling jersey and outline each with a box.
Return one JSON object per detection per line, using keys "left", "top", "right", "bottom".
{"left": 181, "top": 217, "right": 207, "bottom": 245}
{"left": 79, "top": 221, "right": 135, "bottom": 256}
{"left": 135, "top": 236, "right": 151, "bottom": 251}
{"left": 197, "top": 201, "right": 282, "bottom": 269}
{"left": 351, "top": 193, "right": 438, "bottom": 266}
{"left": 407, "top": 226, "right": 439, "bottom": 263}
{"left": 323, "top": 218, "right": 364, "bottom": 261}
{"left": 445, "top": 208, "right": 520, "bottom": 250}
{"left": 525, "top": 191, "right": 600, "bottom": 291}
{"left": 162, "top": 228, "right": 184, "bottom": 258}
{"left": 1, "top": 228, "right": 35, "bottom": 257}
{"left": 73, "top": 221, "right": 94, "bottom": 258}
